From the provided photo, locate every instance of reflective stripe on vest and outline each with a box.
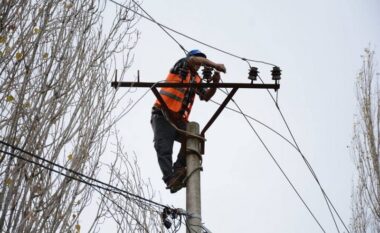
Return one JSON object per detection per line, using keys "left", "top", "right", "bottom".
{"left": 159, "top": 89, "right": 182, "bottom": 102}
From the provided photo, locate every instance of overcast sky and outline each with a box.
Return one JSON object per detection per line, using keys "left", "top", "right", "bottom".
{"left": 98, "top": 0, "right": 380, "bottom": 232}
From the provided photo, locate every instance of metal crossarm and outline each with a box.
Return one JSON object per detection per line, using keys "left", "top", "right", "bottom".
{"left": 201, "top": 87, "right": 238, "bottom": 136}
{"left": 111, "top": 81, "right": 280, "bottom": 90}
{"left": 111, "top": 80, "right": 280, "bottom": 153}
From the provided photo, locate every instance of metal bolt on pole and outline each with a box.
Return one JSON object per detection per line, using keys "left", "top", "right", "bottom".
{"left": 186, "top": 122, "right": 202, "bottom": 233}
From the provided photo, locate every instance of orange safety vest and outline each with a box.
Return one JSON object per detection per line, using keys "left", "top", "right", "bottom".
{"left": 154, "top": 72, "right": 202, "bottom": 121}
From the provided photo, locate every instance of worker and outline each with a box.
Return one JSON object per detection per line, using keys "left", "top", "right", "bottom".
{"left": 151, "top": 49, "right": 226, "bottom": 193}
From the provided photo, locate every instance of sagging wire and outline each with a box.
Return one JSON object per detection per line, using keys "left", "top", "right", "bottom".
{"left": 255, "top": 74, "right": 350, "bottom": 233}
{"left": 0, "top": 148, "right": 163, "bottom": 217}
{"left": 112, "top": 1, "right": 337, "bottom": 231}
{"left": 0, "top": 149, "right": 164, "bottom": 229}
{"left": 92, "top": 186, "right": 163, "bottom": 229}
{"left": 237, "top": 60, "right": 346, "bottom": 232}
{"left": 0, "top": 142, "right": 190, "bottom": 230}
{"left": 209, "top": 97, "right": 342, "bottom": 229}
{"left": 110, "top": 0, "right": 187, "bottom": 55}
{"left": 109, "top": 0, "right": 278, "bottom": 67}
{"left": 232, "top": 100, "right": 327, "bottom": 232}
{"left": 208, "top": 98, "right": 299, "bottom": 151}
{"left": 216, "top": 65, "right": 348, "bottom": 232}
{"left": 214, "top": 83, "right": 326, "bottom": 232}
{"left": 0, "top": 140, "right": 173, "bottom": 212}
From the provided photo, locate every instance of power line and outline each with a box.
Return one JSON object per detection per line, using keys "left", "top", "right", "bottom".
{"left": 225, "top": 97, "right": 327, "bottom": 232}
{"left": 1, "top": 140, "right": 204, "bottom": 231}
{"left": 214, "top": 91, "right": 347, "bottom": 232}
{"left": 256, "top": 75, "right": 350, "bottom": 233}
{"left": 110, "top": 0, "right": 187, "bottom": 55}
{"left": 109, "top": 2, "right": 338, "bottom": 230}
{"left": 109, "top": 0, "right": 278, "bottom": 67}
{"left": 0, "top": 148, "right": 153, "bottom": 212}
{"left": 209, "top": 98, "right": 299, "bottom": 151}
{"left": 0, "top": 140, "right": 170, "bottom": 211}
{"left": 214, "top": 87, "right": 349, "bottom": 232}
{"left": 217, "top": 74, "right": 348, "bottom": 232}
{"left": 216, "top": 76, "right": 349, "bottom": 232}
{"left": 211, "top": 79, "right": 326, "bottom": 231}
{"left": 114, "top": 72, "right": 329, "bottom": 231}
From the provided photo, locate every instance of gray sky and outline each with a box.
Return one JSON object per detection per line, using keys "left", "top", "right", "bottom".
{"left": 100, "top": 0, "right": 380, "bottom": 232}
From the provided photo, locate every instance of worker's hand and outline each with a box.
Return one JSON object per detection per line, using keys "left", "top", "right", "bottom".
{"left": 212, "top": 72, "right": 221, "bottom": 83}
{"left": 214, "top": 64, "right": 226, "bottom": 73}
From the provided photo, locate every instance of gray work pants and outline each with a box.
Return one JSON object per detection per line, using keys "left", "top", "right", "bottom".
{"left": 151, "top": 111, "right": 186, "bottom": 183}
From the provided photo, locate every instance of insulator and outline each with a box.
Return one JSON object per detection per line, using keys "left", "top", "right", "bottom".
{"left": 248, "top": 67, "right": 258, "bottom": 81}
{"left": 271, "top": 66, "right": 282, "bottom": 81}
{"left": 202, "top": 66, "right": 213, "bottom": 82}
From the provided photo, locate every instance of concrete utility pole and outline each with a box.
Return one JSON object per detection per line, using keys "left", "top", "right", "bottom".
{"left": 110, "top": 70, "right": 281, "bottom": 232}
{"left": 186, "top": 122, "right": 202, "bottom": 233}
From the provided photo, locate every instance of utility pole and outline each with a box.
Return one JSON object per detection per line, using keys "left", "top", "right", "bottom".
{"left": 186, "top": 122, "right": 202, "bottom": 233}
{"left": 111, "top": 66, "right": 281, "bottom": 231}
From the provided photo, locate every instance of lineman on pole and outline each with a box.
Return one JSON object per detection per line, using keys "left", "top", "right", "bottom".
{"left": 151, "top": 49, "right": 226, "bottom": 193}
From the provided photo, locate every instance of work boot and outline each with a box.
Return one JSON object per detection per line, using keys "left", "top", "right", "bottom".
{"left": 166, "top": 167, "right": 187, "bottom": 193}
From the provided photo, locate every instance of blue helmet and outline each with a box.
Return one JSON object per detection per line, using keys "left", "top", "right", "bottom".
{"left": 187, "top": 49, "right": 206, "bottom": 58}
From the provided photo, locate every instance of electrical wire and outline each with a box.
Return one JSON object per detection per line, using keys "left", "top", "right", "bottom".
{"left": 215, "top": 70, "right": 348, "bottom": 232}
{"left": 225, "top": 97, "right": 327, "bottom": 232}
{"left": 209, "top": 98, "right": 299, "bottom": 151}
{"left": 0, "top": 146, "right": 163, "bottom": 230}
{"left": 0, "top": 148, "right": 157, "bottom": 214}
{"left": 109, "top": 2, "right": 344, "bottom": 231}
{"left": 256, "top": 74, "right": 350, "bottom": 233}
{"left": 109, "top": 0, "right": 278, "bottom": 67}
{"left": 213, "top": 79, "right": 326, "bottom": 232}
{"left": 212, "top": 92, "right": 346, "bottom": 232}
{"left": 0, "top": 140, "right": 171, "bottom": 211}
{"left": 217, "top": 83, "right": 349, "bottom": 232}
{"left": 92, "top": 184, "right": 162, "bottom": 228}
{"left": 110, "top": 0, "right": 187, "bottom": 55}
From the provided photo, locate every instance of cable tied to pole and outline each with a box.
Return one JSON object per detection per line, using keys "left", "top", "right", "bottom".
{"left": 183, "top": 166, "right": 203, "bottom": 186}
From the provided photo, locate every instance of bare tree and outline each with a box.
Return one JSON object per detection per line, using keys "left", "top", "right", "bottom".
{"left": 351, "top": 47, "right": 380, "bottom": 233}
{"left": 86, "top": 132, "right": 164, "bottom": 233}
{"left": 0, "top": 0, "right": 161, "bottom": 232}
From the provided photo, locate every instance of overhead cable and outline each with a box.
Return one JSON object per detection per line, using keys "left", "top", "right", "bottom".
{"left": 0, "top": 140, "right": 170, "bottom": 210}
{"left": 229, "top": 98, "right": 326, "bottom": 232}
{"left": 256, "top": 74, "right": 350, "bottom": 233}
{"left": 110, "top": 0, "right": 187, "bottom": 55}
{"left": 209, "top": 98, "right": 298, "bottom": 150}
{"left": 109, "top": 0, "right": 278, "bottom": 67}
{"left": 215, "top": 83, "right": 326, "bottom": 232}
